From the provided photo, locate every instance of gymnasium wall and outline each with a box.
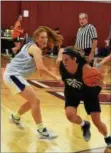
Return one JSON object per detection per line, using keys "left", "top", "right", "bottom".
{"left": 1, "top": 1, "right": 111, "bottom": 47}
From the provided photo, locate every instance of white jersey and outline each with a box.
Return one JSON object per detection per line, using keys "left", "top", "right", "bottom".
{"left": 5, "top": 41, "right": 37, "bottom": 77}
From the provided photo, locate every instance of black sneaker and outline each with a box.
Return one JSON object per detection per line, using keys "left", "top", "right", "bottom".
{"left": 37, "top": 127, "right": 57, "bottom": 139}
{"left": 104, "top": 136, "right": 111, "bottom": 148}
{"left": 81, "top": 121, "right": 91, "bottom": 141}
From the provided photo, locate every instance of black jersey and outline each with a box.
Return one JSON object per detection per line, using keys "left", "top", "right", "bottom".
{"left": 60, "top": 61, "right": 85, "bottom": 91}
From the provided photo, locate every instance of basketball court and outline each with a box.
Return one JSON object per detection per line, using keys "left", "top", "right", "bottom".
{"left": 1, "top": 55, "right": 111, "bottom": 153}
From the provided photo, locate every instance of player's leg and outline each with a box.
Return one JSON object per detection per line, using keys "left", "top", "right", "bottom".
{"left": 19, "top": 85, "right": 57, "bottom": 139}
{"left": 91, "top": 112, "right": 111, "bottom": 148}
{"left": 65, "top": 90, "right": 91, "bottom": 141}
{"left": 84, "top": 86, "right": 111, "bottom": 147}
{"left": 3, "top": 74, "right": 57, "bottom": 139}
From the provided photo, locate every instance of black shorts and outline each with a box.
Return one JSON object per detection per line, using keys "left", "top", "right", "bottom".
{"left": 64, "top": 86, "right": 101, "bottom": 114}
{"left": 12, "top": 37, "right": 21, "bottom": 42}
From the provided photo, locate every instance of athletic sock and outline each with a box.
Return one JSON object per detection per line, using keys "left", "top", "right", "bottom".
{"left": 80, "top": 120, "right": 85, "bottom": 127}
{"left": 13, "top": 112, "right": 20, "bottom": 120}
{"left": 37, "top": 123, "right": 45, "bottom": 132}
{"left": 104, "top": 134, "right": 110, "bottom": 138}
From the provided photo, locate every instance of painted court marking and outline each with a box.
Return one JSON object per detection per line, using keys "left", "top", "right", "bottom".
{"left": 28, "top": 80, "right": 111, "bottom": 105}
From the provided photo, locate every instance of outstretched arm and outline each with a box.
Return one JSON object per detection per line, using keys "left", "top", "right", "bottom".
{"left": 28, "top": 45, "right": 61, "bottom": 81}
{"left": 95, "top": 54, "right": 111, "bottom": 68}
{"left": 56, "top": 48, "right": 64, "bottom": 69}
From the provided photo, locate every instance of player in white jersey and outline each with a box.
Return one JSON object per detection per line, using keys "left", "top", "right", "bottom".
{"left": 3, "top": 26, "right": 61, "bottom": 139}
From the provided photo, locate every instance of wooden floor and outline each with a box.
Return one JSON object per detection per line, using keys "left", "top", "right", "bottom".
{"left": 1, "top": 55, "right": 111, "bottom": 153}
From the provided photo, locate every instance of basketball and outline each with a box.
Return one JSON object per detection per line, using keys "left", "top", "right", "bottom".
{"left": 83, "top": 67, "right": 102, "bottom": 87}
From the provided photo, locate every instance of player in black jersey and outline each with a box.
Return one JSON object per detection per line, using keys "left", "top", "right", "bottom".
{"left": 56, "top": 46, "right": 111, "bottom": 147}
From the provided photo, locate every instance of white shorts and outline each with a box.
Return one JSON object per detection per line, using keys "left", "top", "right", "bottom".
{"left": 3, "top": 72, "right": 30, "bottom": 95}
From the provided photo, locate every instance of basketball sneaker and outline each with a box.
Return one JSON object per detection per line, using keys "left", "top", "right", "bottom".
{"left": 81, "top": 121, "right": 91, "bottom": 141}
{"left": 37, "top": 127, "right": 57, "bottom": 139}
{"left": 9, "top": 114, "right": 24, "bottom": 130}
{"left": 104, "top": 136, "right": 111, "bottom": 148}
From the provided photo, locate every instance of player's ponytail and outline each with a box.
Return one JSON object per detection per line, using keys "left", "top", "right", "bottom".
{"left": 63, "top": 46, "right": 87, "bottom": 65}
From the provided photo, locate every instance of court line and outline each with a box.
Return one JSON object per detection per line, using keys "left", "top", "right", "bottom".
{"left": 28, "top": 80, "right": 111, "bottom": 105}
{"left": 2, "top": 80, "right": 110, "bottom": 152}
{"left": 2, "top": 104, "right": 108, "bottom": 153}
{"left": 31, "top": 80, "right": 50, "bottom": 88}
{"left": 74, "top": 146, "right": 107, "bottom": 153}
{"left": 1, "top": 104, "right": 35, "bottom": 133}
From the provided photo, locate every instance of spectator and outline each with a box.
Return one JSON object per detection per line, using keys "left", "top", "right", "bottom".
{"left": 9, "top": 25, "right": 14, "bottom": 36}
{"left": 6, "top": 15, "right": 24, "bottom": 57}
{"left": 24, "top": 32, "right": 32, "bottom": 44}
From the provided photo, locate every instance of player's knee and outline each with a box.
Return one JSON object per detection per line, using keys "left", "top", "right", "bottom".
{"left": 66, "top": 111, "right": 76, "bottom": 122}
{"left": 92, "top": 117, "right": 101, "bottom": 127}
{"left": 30, "top": 97, "right": 40, "bottom": 107}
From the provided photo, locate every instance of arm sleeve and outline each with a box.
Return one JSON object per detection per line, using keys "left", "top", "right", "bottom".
{"left": 89, "top": 25, "right": 98, "bottom": 39}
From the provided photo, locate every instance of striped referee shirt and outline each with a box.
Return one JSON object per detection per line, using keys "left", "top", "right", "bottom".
{"left": 75, "top": 24, "right": 97, "bottom": 50}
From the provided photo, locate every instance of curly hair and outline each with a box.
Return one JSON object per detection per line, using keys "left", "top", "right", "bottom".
{"left": 33, "top": 26, "right": 61, "bottom": 44}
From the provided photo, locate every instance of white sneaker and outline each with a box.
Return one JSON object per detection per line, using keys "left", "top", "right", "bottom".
{"left": 9, "top": 114, "right": 24, "bottom": 130}
{"left": 37, "top": 127, "right": 57, "bottom": 139}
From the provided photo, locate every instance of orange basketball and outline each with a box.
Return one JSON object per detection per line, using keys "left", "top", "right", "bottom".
{"left": 83, "top": 67, "right": 102, "bottom": 87}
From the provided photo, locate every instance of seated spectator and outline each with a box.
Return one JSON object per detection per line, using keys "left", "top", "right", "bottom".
{"left": 24, "top": 32, "right": 32, "bottom": 44}
{"left": 98, "top": 39, "right": 111, "bottom": 57}
{"left": 1, "top": 28, "right": 5, "bottom": 37}
{"left": 9, "top": 25, "right": 14, "bottom": 36}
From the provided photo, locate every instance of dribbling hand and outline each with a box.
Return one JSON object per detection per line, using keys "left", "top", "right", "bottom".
{"left": 55, "top": 76, "right": 64, "bottom": 85}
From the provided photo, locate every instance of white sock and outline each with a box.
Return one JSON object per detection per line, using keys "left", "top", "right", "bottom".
{"left": 13, "top": 112, "right": 20, "bottom": 119}
{"left": 104, "top": 134, "right": 109, "bottom": 138}
{"left": 80, "top": 120, "right": 85, "bottom": 126}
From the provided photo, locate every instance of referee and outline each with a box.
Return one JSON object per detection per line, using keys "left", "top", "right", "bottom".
{"left": 75, "top": 13, "right": 98, "bottom": 66}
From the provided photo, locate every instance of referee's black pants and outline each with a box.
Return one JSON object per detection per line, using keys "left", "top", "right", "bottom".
{"left": 83, "top": 48, "right": 94, "bottom": 67}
